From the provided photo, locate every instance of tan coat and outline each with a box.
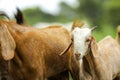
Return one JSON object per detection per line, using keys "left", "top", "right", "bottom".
{"left": 79, "top": 34, "right": 120, "bottom": 80}
{"left": 61, "top": 25, "right": 120, "bottom": 80}
{"left": 0, "top": 20, "right": 79, "bottom": 80}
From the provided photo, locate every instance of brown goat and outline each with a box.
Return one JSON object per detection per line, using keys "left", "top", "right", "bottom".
{"left": 0, "top": 8, "right": 25, "bottom": 80}
{"left": 0, "top": 8, "right": 28, "bottom": 80}
{"left": 14, "top": 8, "right": 71, "bottom": 80}
{"left": 0, "top": 11, "right": 12, "bottom": 80}
{"left": 0, "top": 20, "right": 79, "bottom": 80}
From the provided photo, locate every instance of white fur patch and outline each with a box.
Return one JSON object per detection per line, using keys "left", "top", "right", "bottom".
{"left": 72, "top": 27, "right": 91, "bottom": 59}
{"left": 79, "top": 59, "right": 83, "bottom": 67}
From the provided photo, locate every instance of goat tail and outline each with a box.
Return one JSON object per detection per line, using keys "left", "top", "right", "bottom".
{"left": 117, "top": 25, "right": 120, "bottom": 45}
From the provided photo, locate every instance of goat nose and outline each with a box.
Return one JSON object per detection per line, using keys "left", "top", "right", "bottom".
{"left": 75, "top": 53, "right": 81, "bottom": 60}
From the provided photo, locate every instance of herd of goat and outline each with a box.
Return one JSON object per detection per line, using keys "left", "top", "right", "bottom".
{"left": 0, "top": 8, "right": 120, "bottom": 80}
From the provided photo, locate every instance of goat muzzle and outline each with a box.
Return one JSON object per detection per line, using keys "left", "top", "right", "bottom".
{"left": 75, "top": 53, "right": 81, "bottom": 60}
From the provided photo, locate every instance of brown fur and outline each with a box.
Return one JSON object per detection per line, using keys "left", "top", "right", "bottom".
{"left": 0, "top": 20, "right": 79, "bottom": 80}
{"left": 92, "top": 36, "right": 120, "bottom": 80}
{"left": 71, "top": 20, "right": 84, "bottom": 31}
{"left": 0, "top": 9, "right": 27, "bottom": 79}
{"left": 15, "top": 10, "right": 70, "bottom": 80}
{"left": 78, "top": 35, "right": 120, "bottom": 80}
{"left": 0, "top": 12, "right": 12, "bottom": 80}
{"left": 63, "top": 35, "right": 120, "bottom": 80}
{"left": 0, "top": 47, "right": 11, "bottom": 80}
{"left": 47, "top": 70, "right": 69, "bottom": 80}
{"left": 61, "top": 23, "right": 120, "bottom": 80}
{"left": 61, "top": 20, "right": 120, "bottom": 80}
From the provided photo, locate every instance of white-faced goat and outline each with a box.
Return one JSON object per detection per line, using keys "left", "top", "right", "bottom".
{"left": 60, "top": 23, "right": 120, "bottom": 80}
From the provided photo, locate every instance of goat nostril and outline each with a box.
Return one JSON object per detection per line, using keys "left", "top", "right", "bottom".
{"left": 75, "top": 53, "right": 81, "bottom": 60}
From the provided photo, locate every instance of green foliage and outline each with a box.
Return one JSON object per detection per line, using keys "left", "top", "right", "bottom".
{"left": 92, "top": 24, "right": 116, "bottom": 41}
{"left": 57, "top": 2, "right": 78, "bottom": 22}
{"left": 77, "top": 0, "right": 104, "bottom": 25}
{"left": 22, "top": 0, "right": 120, "bottom": 27}
{"left": 21, "top": 0, "right": 119, "bottom": 41}
{"left": 23, "top": 7, "right": 57, "bottom": 25}
{"left": 76, "top": 0, "right": 120, "bottom": 28}
{"left": 105, "top": 0, "right": 120, "bottom": 27}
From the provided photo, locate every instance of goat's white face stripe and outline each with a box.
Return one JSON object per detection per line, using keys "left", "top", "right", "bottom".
{"left": 72, "top": 27, "right": 91, "bottom": 59}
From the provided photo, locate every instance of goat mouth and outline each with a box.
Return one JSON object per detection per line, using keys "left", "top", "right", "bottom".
{"left": 75, "top": 53, "right": 81, "bottom": 60}
{"left": 75, "top": 49, "right": 91, "bottom": 61}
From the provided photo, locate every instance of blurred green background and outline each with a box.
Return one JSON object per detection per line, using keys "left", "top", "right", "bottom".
{"left": 20, "top": 0, "right": 120, "bottom": 41}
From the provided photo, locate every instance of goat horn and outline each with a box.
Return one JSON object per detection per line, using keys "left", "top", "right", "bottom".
{"left": 0, "top": 11, "right": 10, "bottom": 20}
{"left": 91, "top": 26, "right": 97, "bottom": 31}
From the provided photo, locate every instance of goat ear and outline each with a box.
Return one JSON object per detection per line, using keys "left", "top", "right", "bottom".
{"left": 0, "top": 24, "right": 15, "bottom": 60}
{"left": 59, "top": 39, "right": 73, "bottom": 56}
{"left": 71, "top": 20, "right": 84, "bottom": 31}
{"left": 15, "top": 7, "right": 24, "bottom": 24}
{"left": 90, "top": 37, "right": 98, "bottom": 57}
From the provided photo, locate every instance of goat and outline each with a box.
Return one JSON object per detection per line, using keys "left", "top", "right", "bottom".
{"left": 60, "top": 20, "right": 120, "bottom": 80}
{"left": 14, "top": 8, "right": 72, "bottom": 80}
{"left": 0, "top": 9, "right": 30, "bottom": 80}
{"left": 0, "top": 19, "right": 80, "bottom": 80}
{"left": 0, "top": 11, "right": 12, "bottom": 80}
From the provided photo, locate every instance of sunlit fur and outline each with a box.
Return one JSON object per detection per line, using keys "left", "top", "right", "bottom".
{"left": 0, "top": 20, "right": 80, "bottom": 80}
{"left": 60, "top": 21, "right": 120, "bottom": 80}
{"left": 72, "top": 27, "right": 91, "bottom": 59}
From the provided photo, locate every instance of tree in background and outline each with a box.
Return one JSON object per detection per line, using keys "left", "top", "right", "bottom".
{"left": 23, "top": 2, "right": 78, "bottom": 25}
{"left": 56, "top": 2, "right": 78, "bottom": 22}
{"left": 23, "top": 7, "right": 57, "bottom": 25}
{"left": 77, "top": 0, "right": 120, "bottom": 27}
{"left": 22, "top": 0, "right": 120, "bottom": 28}
{"left": 21, "top": 0, "right": 119, "bottom": 41}
{"left": 77, "top": 0, "right": 104, "bottom": 26}
{"left": 104, "top": 0, "right": 120, "bottom": 27}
